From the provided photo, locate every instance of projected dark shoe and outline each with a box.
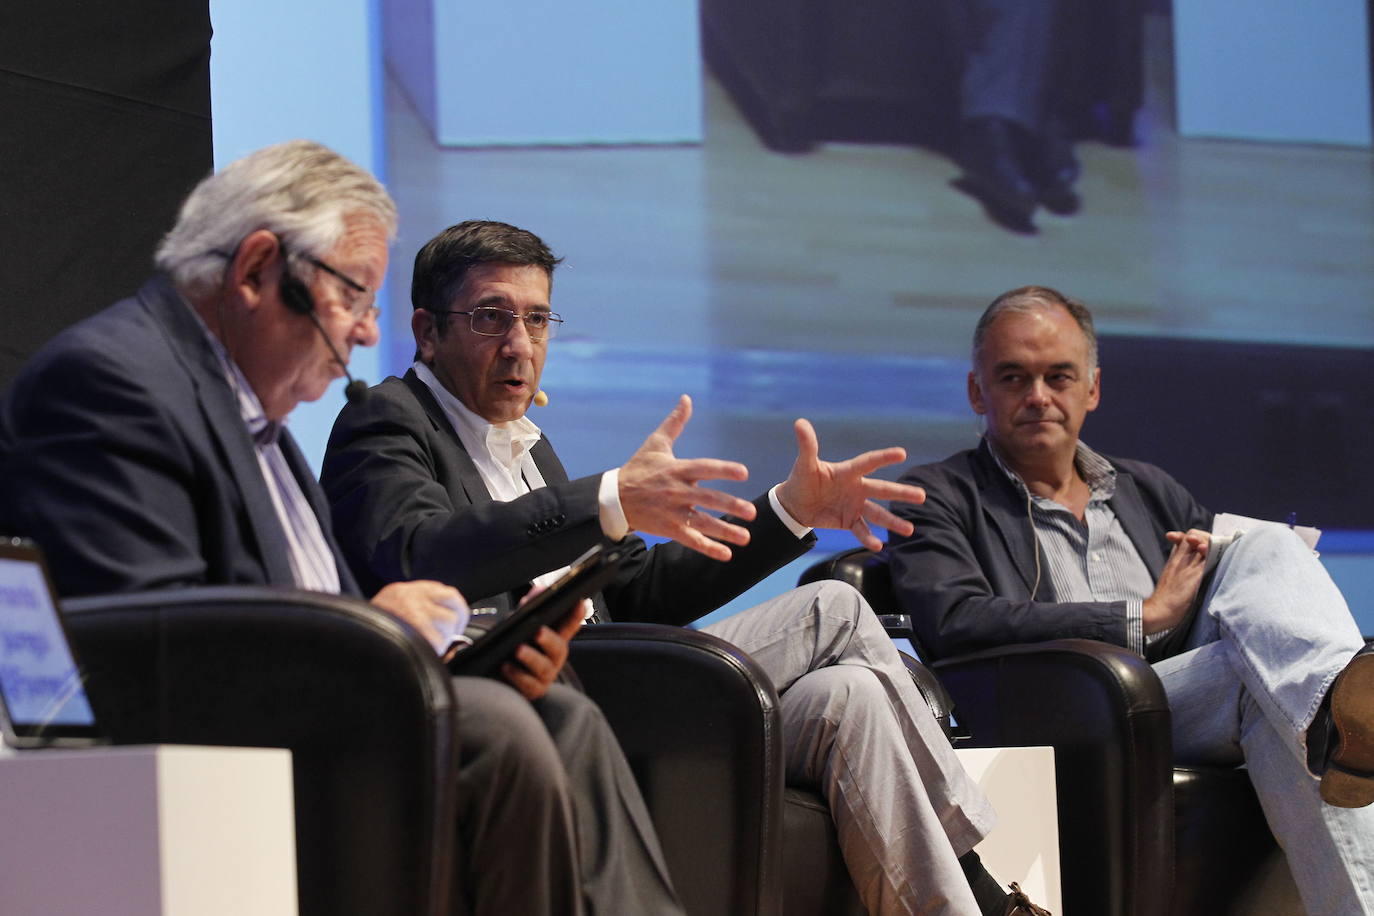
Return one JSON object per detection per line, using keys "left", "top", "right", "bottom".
{"left": 956, "top": 117, "right": 1038, "bottom": 232}
{"left": 1023, "top": 126, "right": 1081, "bottom": 216}
{"left": 1318, "top": 643, "right": 1374, "bottom": 808}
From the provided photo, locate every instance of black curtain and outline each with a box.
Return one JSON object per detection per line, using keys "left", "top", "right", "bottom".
{"left": 0, "top": 2, "right": 213, "bottom": 387}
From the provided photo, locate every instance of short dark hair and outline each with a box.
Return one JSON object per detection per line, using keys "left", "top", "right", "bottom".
{"left": 972, "top": 285, "right": 1099, "bottom": 372}
{"left": 411, "top": 220, "right": 562, "bottom": 331}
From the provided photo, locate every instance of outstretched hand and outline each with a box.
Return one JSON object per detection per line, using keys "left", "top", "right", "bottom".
{"left": 775, "top": 419, "right": 926, "bottom": 552}
{"left": 619, "top": 394, "right": 758, "bottom": 562}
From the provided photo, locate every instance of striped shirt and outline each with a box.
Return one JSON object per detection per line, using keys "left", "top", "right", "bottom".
{"left": 988, "top": 441, "right": 1157, "bottom": 654}
{"left": 200, "top": 313, "right": 341, "bottom": 594}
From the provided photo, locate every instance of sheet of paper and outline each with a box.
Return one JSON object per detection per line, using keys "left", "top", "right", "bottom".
{"left": 435, "top": 594, "right": 472, "bottom": 656}
{"left": 1213, "top": 512, "right": 1321, "bottom": 551}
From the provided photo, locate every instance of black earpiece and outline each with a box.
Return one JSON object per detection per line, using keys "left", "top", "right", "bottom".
{"left": 277, "top": 244, "right": 368, "bottom": 404}
{"left": 278, "top": 268, "right": 315, "bottom": 315}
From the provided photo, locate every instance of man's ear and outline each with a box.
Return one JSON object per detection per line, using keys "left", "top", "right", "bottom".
{"left": 227, "top": 229, "right": 282, "bottom": 310}
{"left": 412, "top": 308, "right": 437, "bottom": 363}
{"left": 1086, "top": 367, "right": 1101, "bottom": 413}
{"left": 967, "top": 371, "right": 986, "bottom": 415}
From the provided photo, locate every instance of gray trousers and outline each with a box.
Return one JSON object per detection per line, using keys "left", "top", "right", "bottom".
{"left": 451, "top": 677, "right": 683, "bottom": 916}
{"left": 953, "top": 0, "right": 1060, "bottom": 129}
{"left": 705, "top": 581, "right": 997, "bottom": 916}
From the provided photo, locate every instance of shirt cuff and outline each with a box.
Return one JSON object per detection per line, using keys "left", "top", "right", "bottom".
{"left": 1125, "top": 598, "right": 1145, "bottom": 655}
{"left": 768, "top": 484, "right": 814, "bottom": 540}
{"left": 599, "top": 468, "right": 630, "bottom": 541}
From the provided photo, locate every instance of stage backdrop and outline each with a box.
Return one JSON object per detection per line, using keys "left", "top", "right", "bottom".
{"left": 0, "top": 1, "right": 213, "bottom": 388}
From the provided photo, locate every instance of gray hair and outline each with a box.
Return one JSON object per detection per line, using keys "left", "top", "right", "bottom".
{"left": 154, "top": 139, "right": 398, "bottom": 294}
{"left": 971, "top": 285, "right": 1099, "bottom": 373}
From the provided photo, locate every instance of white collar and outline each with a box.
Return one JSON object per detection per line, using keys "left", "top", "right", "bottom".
{"left": 412, "top": 361, "right": 542, "bottom": 468}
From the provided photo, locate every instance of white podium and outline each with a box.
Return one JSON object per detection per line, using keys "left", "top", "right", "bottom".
{"left": 0, "top": 745, "right": 297, "bottom": 916}
{"left": 958, "top": 746, "right": 1062, "bottom": 913}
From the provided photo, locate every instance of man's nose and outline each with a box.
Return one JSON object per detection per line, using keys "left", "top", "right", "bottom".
{"left": 500, "top": 316, "right": 536, "bottom": 356}
{"left": 351, "top": 310, "right": 381, "bottom": 348}
{"left": 1024, "top": 378, "right": 1051, "bottom": 406}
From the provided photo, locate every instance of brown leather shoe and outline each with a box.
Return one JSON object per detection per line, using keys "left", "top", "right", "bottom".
{"left": 1320, "top": 646, "right": 1374, "bottom": 807}
{"left": 1004, "top": 882, "right": 1052, "bottom": 915}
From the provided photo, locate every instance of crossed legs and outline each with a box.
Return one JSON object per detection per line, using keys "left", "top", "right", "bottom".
{"left": 705, "top": 581, "right": 996, "bottom": 915}
{"left": 1154, "top": 526, "right": 1374, "bottom": 915}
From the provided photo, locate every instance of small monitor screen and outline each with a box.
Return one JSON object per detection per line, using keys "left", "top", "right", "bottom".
{"left": 0, "top": 545, "right": 99, "bottom": 741}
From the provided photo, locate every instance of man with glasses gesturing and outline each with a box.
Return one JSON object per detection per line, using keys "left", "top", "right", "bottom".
{"left": 321, "top": 220, "right": 1052, "bottom": 916}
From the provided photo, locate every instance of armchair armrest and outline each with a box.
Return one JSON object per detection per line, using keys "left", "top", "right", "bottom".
{"left": 571, "top": 623, "right": 785, "bottom": 916}
{"left": 933, "top": 638, "right": 1173, "bottom": 916}
{"left": 62, "top": 586, "right": 459, "bottom": 916}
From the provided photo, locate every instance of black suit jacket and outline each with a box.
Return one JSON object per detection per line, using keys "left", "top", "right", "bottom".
{"left": 888, "top": 440, "right": 1212, "bottom": 661}
{"left": 0, "top": 274, "right": 360, "bottom": 598}
{"left": 321, "top": 370, "right": 815, "bottom": 625}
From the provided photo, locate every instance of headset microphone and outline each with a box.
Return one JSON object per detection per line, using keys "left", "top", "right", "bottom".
{"left": 532, "top": 389, "right": 549, "bottom": 407}
{"left": 304, "top": 309, "right": 369, "bottom": 404}
{"left": 281, "top": 261, "right": 368, "bottom": 404}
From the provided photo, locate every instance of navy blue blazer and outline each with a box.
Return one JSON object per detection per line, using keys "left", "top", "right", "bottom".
{"left": 889, "top": 440, "right": 1212, "bottom": 660}
{"left": 321, "top": 370, "right": 815, "bottom": 625}
{"left": 0, "top": 275, "right": 360, "bottom": 598}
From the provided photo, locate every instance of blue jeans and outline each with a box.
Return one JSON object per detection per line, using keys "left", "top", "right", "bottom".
{"left": 1154, "top": 525, "right": 1373, "bottom": 915}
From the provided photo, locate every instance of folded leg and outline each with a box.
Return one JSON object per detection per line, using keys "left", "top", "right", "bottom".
{"left": 706, "top": 581, "right": 995, "bottom": 914}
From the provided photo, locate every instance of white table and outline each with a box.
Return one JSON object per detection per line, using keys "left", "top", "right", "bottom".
{"left": 0, "top": 745, "right": 297, "bottom": 916}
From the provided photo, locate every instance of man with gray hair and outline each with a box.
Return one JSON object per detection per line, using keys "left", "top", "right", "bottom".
{"left": 0, "top": 140, "right": 682, "bottom": 915}
{"left": 890, "top": 286, "right": 1374, "bottom": 914}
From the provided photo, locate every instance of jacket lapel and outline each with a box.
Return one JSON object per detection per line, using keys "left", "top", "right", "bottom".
{"left": 972, "top": 441, "right": 1044, "bottom": 598}
{"left": 140, "top": 278, "right": 298, "bottom": 586}
{"left": 530, "top": 437, "right": 569, "bottom": 485}
{"left": 402, "top": 369, "right": 494, "bottom": 507}
{"left": 1111, "top": 471, "right": 1168, "bottom": 579}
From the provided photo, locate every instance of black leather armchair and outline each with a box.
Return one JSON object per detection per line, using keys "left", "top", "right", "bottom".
{"left": 62, "top": 587, "right": 460, "bottom": 916}
{"left": 63, "top": 585, "right": 864, "bottom": 916}
{"left": 571, "top": 623, "right": 865, "bottom": 916}
{"left": 800, "top": 548, "right": 1304, "bottom": 916}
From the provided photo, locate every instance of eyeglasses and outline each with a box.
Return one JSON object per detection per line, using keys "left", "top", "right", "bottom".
{"left": 300, "top": 254, "right": 379, "bottom": 323}
{"left": 208, "top": 244, "right": 379, "bottom": 323}
{"left": 434, "top": 306, "right": 564, "bottom": 341}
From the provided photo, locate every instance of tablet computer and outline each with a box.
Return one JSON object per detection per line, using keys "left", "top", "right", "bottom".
{"left": 0, "top": 538, "right": 105, "bottom": 747}
{"left": 447, "top": 545, "right": 626, "bottom": 679}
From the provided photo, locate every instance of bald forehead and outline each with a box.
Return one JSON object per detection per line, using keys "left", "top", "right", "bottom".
{"left": 975, "top": 303, "right": 1093, "bottom": 372}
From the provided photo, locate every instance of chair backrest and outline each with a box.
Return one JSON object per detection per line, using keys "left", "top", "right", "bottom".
{"left": 62, "top": 586, "right": 459, "bottom": 916}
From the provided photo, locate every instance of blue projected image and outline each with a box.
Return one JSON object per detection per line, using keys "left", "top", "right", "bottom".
{"left": 0, "top": 558, "right": 95, "bottom": 728}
